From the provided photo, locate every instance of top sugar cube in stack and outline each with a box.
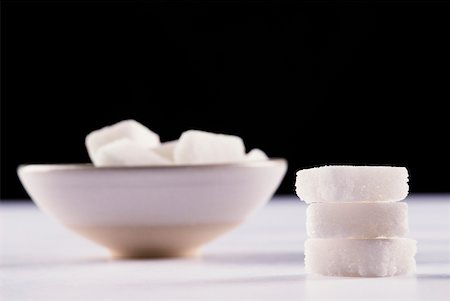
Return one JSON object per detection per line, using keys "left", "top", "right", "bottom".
{"left": 296, "top": 166, "right": 417, "bottom": 277}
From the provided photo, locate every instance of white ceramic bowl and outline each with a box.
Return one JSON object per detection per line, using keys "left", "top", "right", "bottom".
{"left": 18, "top": 159, "right": 287, "bottom": 258}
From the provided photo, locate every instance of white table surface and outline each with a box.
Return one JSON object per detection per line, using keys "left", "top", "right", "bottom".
{"left": 1, "top": 195, "right": 449, "bottom": 301}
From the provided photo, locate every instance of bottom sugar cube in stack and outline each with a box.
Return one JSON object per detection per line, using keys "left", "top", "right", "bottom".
{"left": 305, "top": 238, "right": 417, "bottom": 277}
{"left": 296, "top": 165, "right": 416, "bottom": 277}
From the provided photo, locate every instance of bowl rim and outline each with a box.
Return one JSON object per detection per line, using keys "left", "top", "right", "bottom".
{"left": 18, "top": 158, "right": 287, "bottom": 173}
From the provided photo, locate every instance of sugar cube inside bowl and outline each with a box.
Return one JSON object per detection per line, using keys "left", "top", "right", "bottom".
{"left": 173, "top": 130, "right": 246, "bottom": 165}
{"left": 86, "top": 119, "right": 161, "bottom": 161}
{"left": 93, "top": 139, "right": 171, "bottom": 167}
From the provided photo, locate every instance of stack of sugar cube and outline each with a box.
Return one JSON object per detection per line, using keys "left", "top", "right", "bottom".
{"left": 296, "top": 165, "right": 417, "bottom": 277}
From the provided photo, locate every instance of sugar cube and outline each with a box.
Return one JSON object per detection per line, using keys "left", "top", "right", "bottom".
{"left": 305, "top": 238, "right": 417, "bottom": 277}
{"left": 307, "top": 202, "right": 408, "bottom": 238}
{"left": 174, "top": 130, "right": 246, "bottom": 165}
{"left": 93, "top": 138, "right": 171, "bottom": 167}
{"left": 86, "top": 120, "right": 160, "bottom": 161}
{"left": 296, "top": 165, "right": 409, "bottom": 203}
{"left": 152, "top": 140, "right": 177, "bottom": 162}
{"left": 246, "top": 148, "right": 269, "bottom": 161}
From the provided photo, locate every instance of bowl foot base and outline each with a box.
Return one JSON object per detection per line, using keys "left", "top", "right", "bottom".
{"left": 111, "top": 248, "right": 202, "bottom": 259}
{"left": 67, "top": 222, "right": 238, "bottom": 259}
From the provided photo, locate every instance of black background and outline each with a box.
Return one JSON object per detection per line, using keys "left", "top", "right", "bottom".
{"left": 1, "top": 1, "right": 449, "bottom": 200}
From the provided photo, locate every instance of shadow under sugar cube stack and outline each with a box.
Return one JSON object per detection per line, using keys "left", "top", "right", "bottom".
{"left": 296, "top": 166, "right": 417, "bottom": 277}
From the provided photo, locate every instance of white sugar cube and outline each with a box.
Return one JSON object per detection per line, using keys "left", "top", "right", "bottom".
{"left": 93, "top": 139, "right": 171, "bottom": 167}
{"left": 246, "top": 148, "right": 269, "bottom": 161}
{"left": 307, "top": 202, "right": 408, "bottom": 238}
{"left": 86, "top": 120, "right": 160, "bottom": 161}
{"left": 305, "top": 238, "right": 417, "bottom": 277}
{"left": 174, "top": 130, "right": 246, "bottom": 165}
{"left": 296, "top": 165, "right": 409, "bottom": 203}
{"left": 152, "top": 140, "right": 178, "bottom": 162}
